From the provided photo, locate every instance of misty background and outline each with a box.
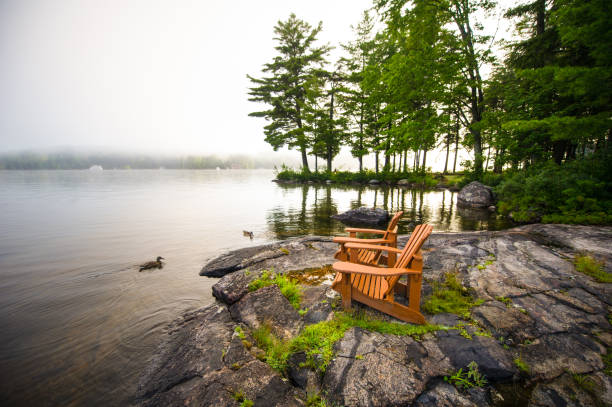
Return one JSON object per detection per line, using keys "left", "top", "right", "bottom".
{"left": 0, "top": 0, "right": 511, "bottom": 171}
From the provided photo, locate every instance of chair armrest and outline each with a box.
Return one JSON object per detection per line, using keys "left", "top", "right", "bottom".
{"left": 333, "top": 261, "right": 420, "bottom": 276}
{"left": 344, "top": 243, "right": 403, "bottom": 253}
{"left": 333, "top": 236, "right": 392, "bottom": 244}
{"left": 344, "top": 228, "right": 387, "bottom": 235}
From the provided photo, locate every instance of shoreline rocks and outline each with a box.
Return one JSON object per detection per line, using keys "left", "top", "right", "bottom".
{"left": 331, "top": 207, "right": 390, "bottom": 226}
{"left": 138, "top": 224, "right": 612, "bottom": 407}
{"left": 457, "top": 181, "right": 496, "bottom": 208}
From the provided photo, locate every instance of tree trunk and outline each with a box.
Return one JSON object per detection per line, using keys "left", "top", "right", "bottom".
{"left": 300, "top": 147, "right": 309, "bottom": 172}
{"left": 552, "top": 140, "right": 566, "bottom": 164}
{"left": 315, "top": 155, "right": 318, "bottom": 172}
{"left": 327, "top": 91, "right": 334, "bottom": 172}
{"left": 453, "top": 134, "right": 459, "bottom": 174}
{"left": 375, "top": 151, "right": 379, "bottom": 174}
{"left": 443, "top": 136, "right": 450, "bottom": 174}
{"left": 422, "top": 150, "right": 427, "bottom": 173}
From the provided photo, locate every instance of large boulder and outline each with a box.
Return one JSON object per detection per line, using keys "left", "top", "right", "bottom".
{"left": 331, "top": 207, "right": 389, "bottom": 226}
{"left": 457, "top": 181, "right": 495, "bottom": 208}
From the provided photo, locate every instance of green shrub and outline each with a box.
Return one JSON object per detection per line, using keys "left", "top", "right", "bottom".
{"left": 495, "top": 156, "right": 612, "bottom": 225}
{"left": 274, "top": 167, "right": 440, "bottom": 188}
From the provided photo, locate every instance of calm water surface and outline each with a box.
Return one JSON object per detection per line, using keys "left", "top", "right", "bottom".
{"left": 0, "top": 170, "right": 510, "bottom": 406}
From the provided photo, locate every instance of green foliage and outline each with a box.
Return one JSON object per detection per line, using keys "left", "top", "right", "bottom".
{"left": 444, "top": 361, "right": 488, "bottom": 390}
{"left": 248, "top": 14, "right": 331, "bottom": 171}
{"left": 292, "top": 311, "right": 444, "bottom": 372}
{"left": 574, "top": 255, "right": 611, "bottom": 283}
{"left": 234, "top": 326, "right": 246, "bottom": 340}
{"left": 496, "top": 296, "right": 512, "bottom": 308}
{"left": 252, "top": 309, "right": 446, "bottom": 375}
{"left": 603, "top": 347, "right": 612, "bottom": 377}
{"left": 572, "top": 373, "right": 596, "bottom": 393}
{"left": 422, "top": 272, "right": 478, "bottom": 317}
{"left": 275, "top": 167, "right": 438, "bottom": 187}
{"left": 514, "top": 357, "right": 530, "bottom": 374}
{"left": 248, "top": 270, "right": 303, "bottom": 309}
{"left": 306, "top": 392, "right": 333, "bottom": 407}
{"left": 232, "top": 390, "right": 253, "bottom": 407}
{"left": 495, "top": 158, "right": 612, "bottom": 225}
{"left": 251, "top": 324, "right": 292, "bottom": 374}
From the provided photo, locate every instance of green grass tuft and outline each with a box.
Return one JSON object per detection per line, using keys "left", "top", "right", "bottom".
{"left": 514, "top": 356, "right": 530, "bottom": 374}
{"left": 574, "top": 255, "right": 611, "bottom": 283}
{"left": 234, "top": 326, "right": 246, "bottom": 340}
{"left": 572, "top": 373, "right": 596, "bottom": 393}
{"left": 422, "top": 272, "right": 478, "bottom": 317}
{"left": 306, "top": 392, "right": 332, "bottom": 407}
{"left": 496, "top": 296, "right": 512, "bottom": 308}
{"left": 248, "top": 270, "right": 303, "bottom": 309}
{"left": 251, "top": 324, "right": 291, "bottom": 374}
{"left": 249, "top": 309, "right": 447, "bottom": 375}
{"left": 232, "top": 390, "right": 253, "bottom": 407}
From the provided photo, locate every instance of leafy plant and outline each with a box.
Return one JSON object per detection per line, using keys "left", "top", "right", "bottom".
{"left": 444, "top": 361, "right": 487, "bottom": 389}
{"left": 572, "top": 373, "right": 596, "bottom": 393}
{"left": 514, "top": 356, "right": 530, "bottom": 374}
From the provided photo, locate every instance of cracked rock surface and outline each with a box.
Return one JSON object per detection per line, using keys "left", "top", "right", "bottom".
{"left": 137, "top": 224, "right": 612, "bottom": 406}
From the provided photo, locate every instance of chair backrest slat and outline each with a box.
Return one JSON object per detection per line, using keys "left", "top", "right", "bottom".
{"left": 394, "top": 224, "right": 432, "bottom": 269}
{"left": 381, "top": 211, "right": 403, "bottom": 241}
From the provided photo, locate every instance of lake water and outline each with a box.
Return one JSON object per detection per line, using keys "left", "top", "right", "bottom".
{"left": 0, "top": 169, "right": 511, "bottom": 406}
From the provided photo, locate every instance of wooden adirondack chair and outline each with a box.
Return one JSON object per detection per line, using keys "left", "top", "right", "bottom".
{"left": 333, "top": 211, "right": 404, "bottom": 267}
{"left": 331, "top": 224, "right": 433, "bottom": 324}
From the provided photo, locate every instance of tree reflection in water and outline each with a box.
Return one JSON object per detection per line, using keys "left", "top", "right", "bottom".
{"left": 266, "top": 183, "right": 512, "bottom": 239}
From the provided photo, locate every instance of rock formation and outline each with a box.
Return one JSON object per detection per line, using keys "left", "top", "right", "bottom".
{"left": 137, "top": 224, "right": 612, "bottom": 406}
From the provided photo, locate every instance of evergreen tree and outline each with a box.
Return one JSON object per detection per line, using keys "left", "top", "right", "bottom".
{"left": 340, "top": 11, "right": 377, "bottom": 172}
{"left": 248, "top": 14, "right": 330, "bottom": 172}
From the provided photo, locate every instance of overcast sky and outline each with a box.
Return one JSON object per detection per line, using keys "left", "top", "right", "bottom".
{"left": 0, "top": 0, "right": 517, "bottom": 168}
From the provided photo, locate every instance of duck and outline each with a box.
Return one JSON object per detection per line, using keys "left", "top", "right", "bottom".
{"left": 139, "top": 256, "right": 164, "bottom": 271}
{"left": 243, "top": 230, "right": 254, "bottom": 239}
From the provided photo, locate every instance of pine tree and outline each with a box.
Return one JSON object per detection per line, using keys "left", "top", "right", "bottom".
{"left": 248, "top": 14, "right": 330, "bottom": 172}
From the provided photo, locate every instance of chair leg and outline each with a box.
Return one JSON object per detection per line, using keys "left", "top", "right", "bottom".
{"left": 408, "top": 274, "right": 422, "bottom": 311}
{"left": 340, "top": 272, "right": 352, "bottom": 309}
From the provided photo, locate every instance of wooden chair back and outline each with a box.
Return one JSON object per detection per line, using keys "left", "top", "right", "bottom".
{"left": 383, "top": 210, "right": 403, "bottom": 238}
{"left": 384, "top": 224, "right": 433, "bottom": 296}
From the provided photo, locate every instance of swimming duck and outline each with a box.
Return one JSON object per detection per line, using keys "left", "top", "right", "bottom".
{"left": 139, "top": 256, "right": 164, "bottom": 271}
{"left": 243, "top": 231, "right": 254, "bottom": 239}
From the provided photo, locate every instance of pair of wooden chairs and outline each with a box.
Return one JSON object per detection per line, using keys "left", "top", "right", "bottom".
{"left": 331, "top": 211, "right": 432, "bottom": 324}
